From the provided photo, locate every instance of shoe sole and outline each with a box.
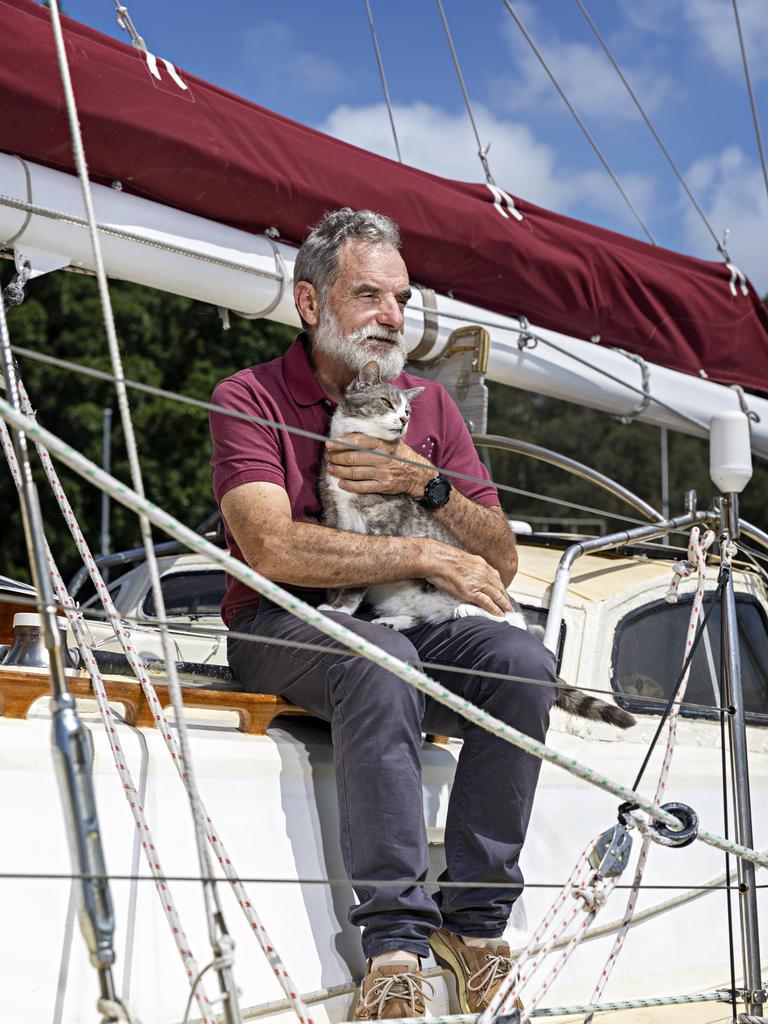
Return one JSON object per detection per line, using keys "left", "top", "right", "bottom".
{"left": 429, "top": 932, "right": 471, "bottom": 1015}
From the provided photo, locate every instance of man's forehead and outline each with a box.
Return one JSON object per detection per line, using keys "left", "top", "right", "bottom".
{"left": 338, "top": 238, "right": 409, "bottom": 288}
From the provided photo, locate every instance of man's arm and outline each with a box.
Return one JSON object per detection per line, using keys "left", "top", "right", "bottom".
{"left": 220, "top": 481, "right": 514, "bottom": 617}
{"left": 325, "top": 435, "right": 518, "bottom": 585}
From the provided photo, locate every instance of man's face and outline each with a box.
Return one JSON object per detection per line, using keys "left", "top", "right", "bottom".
{"left": 311, "top": 239, "right": 412, "bottom": 381}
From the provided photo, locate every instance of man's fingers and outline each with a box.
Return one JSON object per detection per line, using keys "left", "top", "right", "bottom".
{"left": 338, "top": 478, "right": 388, "bottom": 493}
{"left": 471, "top": 591, "right": 505, "bottom": 617}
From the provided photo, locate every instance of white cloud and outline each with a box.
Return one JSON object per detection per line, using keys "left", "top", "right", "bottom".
{"left": 681, "top": 146, "right": 768, "bottom": 293}
{"left": 680, "top": 0, "right": 768, "bottom": 79}
{"left": 493, "top": 14, "right": 673, "bottom": 121}
{"left": 318, "top": 101, "right": 656, "bottom": 231}
{"left": 243, "top": 22, "right": 345, "bottom": 92}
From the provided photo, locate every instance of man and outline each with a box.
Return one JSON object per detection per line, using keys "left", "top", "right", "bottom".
{"left": 209, "top": 208, "right": 556, "bottom": 1019}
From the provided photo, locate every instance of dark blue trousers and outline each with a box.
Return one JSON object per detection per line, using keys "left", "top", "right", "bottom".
{"left": 229, "top": 602, "right": 556, "bottom": 959}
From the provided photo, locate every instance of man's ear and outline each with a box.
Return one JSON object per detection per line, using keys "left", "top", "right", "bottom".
{"left": 404, "top": 386, "right": 425, "bottom": 401}
{"left": 294, "top": 281, "right": 320, "bottom": 327}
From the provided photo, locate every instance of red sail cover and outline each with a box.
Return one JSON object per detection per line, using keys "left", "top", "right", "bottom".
{"left": 2, "top": 0, "right": 768, "bottom": 390}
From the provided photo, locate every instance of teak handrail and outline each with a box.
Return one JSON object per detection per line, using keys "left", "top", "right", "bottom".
{"left": 0, "top": 665, "right": 450, "bottom": 742}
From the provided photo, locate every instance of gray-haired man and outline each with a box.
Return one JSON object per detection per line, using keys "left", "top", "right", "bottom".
{"left": 209, "top": 208, "right": 556, "bottom": 1019}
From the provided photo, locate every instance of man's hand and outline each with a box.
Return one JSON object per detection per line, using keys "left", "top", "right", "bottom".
{"left": 325, "top": 433, "right": 433, "bottom": 499}
{"left": 419, "top": 540, "right": 514, "bottom": 618}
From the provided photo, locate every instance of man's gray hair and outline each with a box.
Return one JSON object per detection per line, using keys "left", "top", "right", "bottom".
{"left": 294, "top": 208, "right": 401, "bottom": 303}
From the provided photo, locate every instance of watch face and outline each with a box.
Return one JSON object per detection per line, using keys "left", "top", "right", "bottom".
{"left": 425, "top": 475, "right": 451, "bottom": 507}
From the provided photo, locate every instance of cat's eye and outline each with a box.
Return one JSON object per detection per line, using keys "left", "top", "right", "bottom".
{"left": 381, "top": 398, "right": 395, "bottom": 410}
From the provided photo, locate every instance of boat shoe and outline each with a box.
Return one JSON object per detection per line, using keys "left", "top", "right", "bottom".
{"left": 353, "top": 961, "right": 435, "bottom": 1020}
{"left": 429, "top": 929, "right": 523, "bottom": 1015}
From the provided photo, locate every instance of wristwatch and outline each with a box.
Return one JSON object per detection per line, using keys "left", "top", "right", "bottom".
{"left": 419, "top": 473, "right": 452, "bottom": 510}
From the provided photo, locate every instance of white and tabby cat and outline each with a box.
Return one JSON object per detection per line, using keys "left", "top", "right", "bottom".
{"left": 318, "top": 361, "right": 635, "bottom": 728}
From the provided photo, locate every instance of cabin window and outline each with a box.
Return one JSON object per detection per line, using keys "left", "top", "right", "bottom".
{"left": 141, "top": 571, "right": 226, "bottom": 619}
{"left": 82, "top": 580, "right": 124, "bottom": 609}
{"left": 612, "top": 594, "right": 768, "bottom": 723}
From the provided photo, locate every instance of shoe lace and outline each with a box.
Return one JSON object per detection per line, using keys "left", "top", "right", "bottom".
{"left": 467, "top": 951, "right": 516, "bottom": 1005}
{"left": 361, "top": 972, "right": 435, "bottom": 1017}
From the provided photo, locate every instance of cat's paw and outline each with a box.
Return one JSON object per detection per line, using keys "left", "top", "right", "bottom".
{"left": 453, "top": 603, "right": 494, "bottom": 621}
{"left": 372, "top": 614, "right": 416, "bottom": 631}
{"left": 453, "top": 604, "right": 527, "bottom": 629}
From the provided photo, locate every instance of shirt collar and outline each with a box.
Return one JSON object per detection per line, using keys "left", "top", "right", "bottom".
{"left": 283, "top": 334, "right": 330, "bottom": 407}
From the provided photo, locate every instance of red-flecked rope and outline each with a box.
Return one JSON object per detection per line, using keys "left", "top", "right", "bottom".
{"left": 475, "top": 839, "right": 617, "bottom": 1023}
{"left": 0, "top": 416, "right": 217, "bottom": 1024}
{"left": 582, "top": 526, "right": 715, "bottom": 1022}
{"left": 12, "top": 381, "right": 311, "bottom": 1024}
{"left": 477, "top": 527, "right": 715, "bottom": 1023}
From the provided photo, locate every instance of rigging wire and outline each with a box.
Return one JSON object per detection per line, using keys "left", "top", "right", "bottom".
{"left": 70, "top": 603, "right": 734, "bottom": 717}
{"left": 0, "top": 871, "right": 747, "bottom": 891}
{"left": 8, "top": 342, "right": 665, "bottom": 528}
{"left": 0, "top": 589, "right": 736, "bottom": 718}
{"left": 731, "top": 0, "right": 768, "bottom": 208}
{"left": 574, "top": 0, "right": 725, "bottom": 255}
{"left": 4, "top": 399, "right": 768, "bottom": 880}
{"left": 0, "top": 190, "right": 752, "bottom": 442}
{"left": 112, "top": 1, "right": 147, "bottom": 52}
{"left": 629, "top": 578, "right": 726, "bottom": 792}
{"left": 434, "top": 0, "right": 496, "bottom": 186}
{"left": 720, "top": 628, "right": 739, "bottom": 1024}
{"left": 500, "top": 0, "right": 656, "bottom": 245}
{"left": 401, "top": 301, "right": 713, "bottom": 435}
{"left": 46, "top": 4, "right": 246, "bottom": 1018}
{"left": 362, "top": 0, "right": 402, "bottom": 163}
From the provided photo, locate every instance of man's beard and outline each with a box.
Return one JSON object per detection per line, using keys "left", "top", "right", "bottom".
{"left": 311, "top": 308, "right": 407, "bottom": 381}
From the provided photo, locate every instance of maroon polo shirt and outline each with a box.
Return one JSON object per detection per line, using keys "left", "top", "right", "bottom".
{"left": 209, "top": 335, "right": 500, "bottom": 626}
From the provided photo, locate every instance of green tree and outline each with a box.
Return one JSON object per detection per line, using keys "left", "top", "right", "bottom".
{"left": 1, "top": 269, "right": 292, "bottom": 582}
{"left": 1, "top": 268, "right": 765, "bottom": 586}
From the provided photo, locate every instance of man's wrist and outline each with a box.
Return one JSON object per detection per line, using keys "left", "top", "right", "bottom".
{"left": 408, "top": 461, "right": 439, "bottom": 501}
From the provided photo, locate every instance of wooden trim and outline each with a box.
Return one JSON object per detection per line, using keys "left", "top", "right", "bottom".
{"left": 0, "top": 665, "right": 315, "bottom": 735}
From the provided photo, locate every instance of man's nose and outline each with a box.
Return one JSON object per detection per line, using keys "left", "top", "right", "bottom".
{"left": 376, "top": 294, "right": 405, "bottom": 331}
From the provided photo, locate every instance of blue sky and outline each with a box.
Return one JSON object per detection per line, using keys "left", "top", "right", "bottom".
{"left": 61, "top": 0, "right": 768, "bottom": 292}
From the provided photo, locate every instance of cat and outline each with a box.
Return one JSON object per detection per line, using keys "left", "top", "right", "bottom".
{"left": 317, "top": 360, "right": 635, "bottom": 729}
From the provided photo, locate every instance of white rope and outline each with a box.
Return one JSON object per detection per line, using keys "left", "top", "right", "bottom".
{"left": 45, "top": 1, "right": 243, "bottom": 1009}
{"left": 582, "top": 526, "right": 715, "bottom": 1023}
{"left": 0, "top": 414, "right": 217, "bottom": 1024}
{"left": 10, "top": 381, "right": 311, "bottom": 1024}
{"left": 4, "top": 398, "right": 768, "bottom": 863}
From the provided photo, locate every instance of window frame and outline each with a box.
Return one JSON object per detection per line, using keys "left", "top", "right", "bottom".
{"left": 610, "top": 592, "right": 768, "bottom": 725}
{"left": 140, "top": 569, "right": 227, "bottom": 622}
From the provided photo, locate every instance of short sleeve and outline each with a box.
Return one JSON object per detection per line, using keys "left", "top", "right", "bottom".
{"left": 209, "top": 376, "right": 286, "bottom": 503}
{"left": 438, "top": 391, "right": 500, "bottom": 507}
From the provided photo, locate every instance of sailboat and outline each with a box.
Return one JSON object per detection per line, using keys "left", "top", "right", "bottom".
{"left": 1, "top": 1, "right": 768, "bottom": 1021}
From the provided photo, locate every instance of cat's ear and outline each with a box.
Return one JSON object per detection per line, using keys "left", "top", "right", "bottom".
{"left": 404, "top": 386, "right": 425, "bottom": 402}
{"left": 351, "top": 360, "right": 381, "bottom": 390}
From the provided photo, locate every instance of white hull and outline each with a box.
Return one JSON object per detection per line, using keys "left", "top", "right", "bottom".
{"left": 3, "top": 709, "right": 766, "bottom": 1022}
{"left": 3, "top": 546, "right": 768, "bottom": 1020}
{"left": 1, "top": 153, "right": 765, "bottom": 452}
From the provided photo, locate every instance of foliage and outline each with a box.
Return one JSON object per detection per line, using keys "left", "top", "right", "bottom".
{"left": 0, "top": 268, "right": 292, "bottom": 583}
{"left": 1, "top": 268, "right": 765, "bottom": 585}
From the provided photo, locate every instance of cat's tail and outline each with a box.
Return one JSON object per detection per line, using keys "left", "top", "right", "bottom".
{"left": 555, "top": 679, "right": 636, "bottom": 729}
